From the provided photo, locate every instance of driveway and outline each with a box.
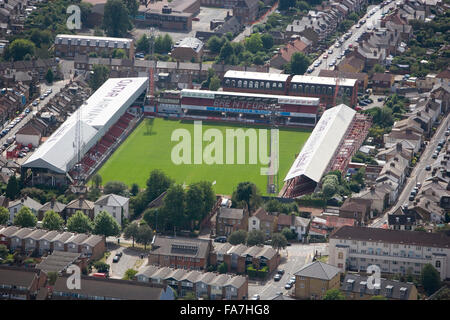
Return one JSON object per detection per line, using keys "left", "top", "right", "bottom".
{"left": 106, "top": 244, "right": 145, "bottom": 279}
{"left": 248, "top": 243, "right": 328, "bottom": 300}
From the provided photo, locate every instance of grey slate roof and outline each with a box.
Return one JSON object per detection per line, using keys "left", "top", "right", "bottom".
{"left": 294, "top": 261, "right": 340, "bottom": 280}
{"left": 95, "top": 194, "right": 129, "bottom": 207}
{"left": 218, "top": 207, "right": 244, "bottom": 220}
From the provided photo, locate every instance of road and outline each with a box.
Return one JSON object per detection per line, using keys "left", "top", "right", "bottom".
{"left": 309, "top": 0, "right": 399, "bottom": 76}
{"left": 370, "top": 113, "right": 450, "bottom": 228}
{"left": 248, "top": 243, "right": 328, "bottom": 300}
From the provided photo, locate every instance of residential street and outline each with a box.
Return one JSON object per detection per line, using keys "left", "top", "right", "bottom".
{"left": 248, "top": 243, "right": 328, "bottom": 300}
{"left": 309, "top": 1, "right": 399, "bottom": 76}
{"left": 370, "top": 112, "right": 450, "bottom": 228}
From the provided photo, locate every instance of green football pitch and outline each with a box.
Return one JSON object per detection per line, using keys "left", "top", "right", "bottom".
{"left": 96, "top": 118, "right": 311, "bottom": 195}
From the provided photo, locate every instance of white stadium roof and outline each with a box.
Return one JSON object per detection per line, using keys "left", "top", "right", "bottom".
{"left": 55, "top": 34, "right": 133, "bottom": 48}
{"left": 180, "top": 89, "right": 320, "bottom": 106}
{"left": 223, "top": 70, "right": 290, "bottom": 82}
{"left": 284, "top": 104, "right": 356, "bottom": 183}
{"left": 23, "top": 77, "right": 148, "bottom": 174}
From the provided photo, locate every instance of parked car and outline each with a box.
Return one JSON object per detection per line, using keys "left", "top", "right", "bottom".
{"left": 192, "top": 17, "right": 200, "bottom": 21}
{"left": 425, "top": 165, "right": 431, "bottom": 171}
{"left": 251, "top": 294, "right": 260, "bottom": 300}
{"left": 328, "top": 49, "right": 333, "bottom": 54}
{"left": 432, "top": 153, "right": 438, "bottom": 159}
{"left": 274, "top": 274, "right": 282, "bottom": 281}
{"left": 323, "top": 54, "right": 328, "bottom": 59}
{"left": 25, "top": 108, "right": 30, "bottom": 113}
{"left": 112, "top": 255, "right": 121, "bottom": 263}
{"left": 285, "top": 283, "right": 292, "bottom": 289}
{"left": 214, "top": 236, "right": 227, "bottom": 243}
{"left": 40, "top": 95, "right": 45, "bottom": 100}
{"left": 277, "top": 269, "right": 285, "bottom": 275}
{"left": 377, "top": 97, "right": 384, "bottom": 102}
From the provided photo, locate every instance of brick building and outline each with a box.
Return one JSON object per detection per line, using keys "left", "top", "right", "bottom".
{"left": 215, "top": 207, "right": 249, "bottom": 237}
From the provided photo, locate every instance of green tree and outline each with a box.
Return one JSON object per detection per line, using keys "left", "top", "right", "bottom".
{"left": 67, "top": 211, "right": 93, "bottom": 233}
{"left": 348, "top": 12, "right": 359, "bottom": 22}
{"left": 219, "top": 41, "right": 234, "bottom": 63}
{"left": 0, "top": 244, "right": 7, "bottom": 260}
{"left": 47, "top": 271, "right": 58, "bottom": 285}
{"left": 103, "top": 181, "right": 128, "bottom": 196}
{"left": 279, "top": 0, "right": 296, "bottom": 10}
{"left": 209, "top": 76, "right": 221, "bottom": 91}
{"left": 245, "top": 33, "right": 263, "bottom": 54}
{"left": 6, "top": 175, "right": 20, "bottom": 200}
{"left": 185, "top": 184, "right": 204, "bottom": 227}
{"left": 146, "top": 169, "right": 174, "bottom": 202}
{"left": 231, "top": 182, "right": 262, "bottom": 212}
{"left": 136, "top": 223, "right": 153, "bottom": 250}
{"left": 136, "top": 34, "right": 150, "bottom": 54}
{"left": 0, "top": 207, "right": 9, "bottom": 225}
{"left": 261, "top": 33, "right": 274, "bottom": 50}
{"left": 287, "top": 52, "right": 310, "bottom": 75}
{"left": 112, "top": 48, "right": 127, "bottom": 59}
{"left": 271, "top": 233, "right": 288, "bottom": 252}
{"left": 13, "top": 207, "right": 37, "bottom": 228}
{"left": 93, "top": 211, "right": 121, "bottom": 237}
{"left": 421, "top": 263, "right": 441, "bottom": 296}
{"left": 42, "top": 210, "right": 64, "bottom": 231}
{"left": 161, "top": 185, "right": 186, "bottom": 230}
{"left": 94, "top": 261, "right": 110, "bottom": 273}
{"left": 218, "top": 262, "right": 228, "bottom": 274}
{"left": 265, "top": 199, "right": 282, "bottom": 213}
{"left": 7, "top": 39, "right": 36, "bottom": 61}
{"left": 246, "top": 230, "right": 265, "bottom": 246}
{"left": 123, "top": 0, "right": 139, "bottom": 17}
{"left": 281, "top": 227, "right": 295, "bottom": 240}
{"left": 123, "top": 268, "right": 138, "bottom": 280}
{"left": 91, "top": 174, "right": 102, "bottom": 189}
{"left": 45, "top": 68, "right": 54, "bottom": 83}
{"left": 123, "top": 222, "right": 139, "bottom": 247}
{"left": 130, "top": 183, "right": 139, "bottom": 196}
{"left": 102, "top": 0, "right": 133, "bottom": 37}
{"left": 323, "top": 288, "right": 346, "bottom": 300}
{"left": 89, "top": 64, "right": 110, "bottom": 91}
{"left": 228, "top": 230, "right": 248, "bottom": 245}
{"left": 207, "top": 36, "right": 224, "bottom": 54}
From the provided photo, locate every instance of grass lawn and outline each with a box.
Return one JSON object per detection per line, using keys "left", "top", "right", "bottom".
{"left": 96, "top": 118, "right": 311, "bottom": 196}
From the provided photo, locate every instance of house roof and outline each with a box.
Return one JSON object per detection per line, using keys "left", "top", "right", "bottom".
{"left": 436, "top": 68, "right": 450, "bottom": 79}
{"left": 218, "top": 207, "right": 245, "bottom": 220}
{"left": 39, "top": 201, "right": 66, "bottom": 213}
{"left": 253, "top": 207, "right": 274, "bottom": 223}
{"left": 36, "top": 251, "right": 82, "bottom": 273}
{"left": 65, "top": 233, "right": 90, "bottom": 245}
{"left": 8, "top": 197, "right": 42, "bottom": 210}
{"left": 151, "top": 236, "right": 211, "bottom": 259}
{"left": 11, "top": 227, "right": 34, "bottom": 239}
{"left": 372, "top": 73, "right": 393, "bottom": 82}
{"left": 318, "top": 69, "right": 367, "bottom": 82}
{"left": 277, "top": 213, "right": 292, "bottom": 226}
{"left": 66, "top": 198, "right": 95, "bottom": 210}
{"left": 24, "top": 229, "right": 49, "bottom": 240}
{"left": 0, "top": 226, "right": 20, "bottom": 237}
{"left": 330, "top": 226, "right": 450, "bottom": 248}
{"left": 339, "top": 55, "right": 365, "bottom": 71}
{"left": 341, "top": 274, "right": 416, "bottom": 299}
{"left": 0, "top": 266, "right": 39, "bottom": 288}
{"left": 294, "top": 261, "right": 340, "bottom": 280}
{"left": 52, "top": 275, "right": 166, "bottom": 300}
{"left": 95, "top": 194, "right": 129, "bottom": 207}
{"left": 81, "top": 234, "right": 104, "bottom": 247}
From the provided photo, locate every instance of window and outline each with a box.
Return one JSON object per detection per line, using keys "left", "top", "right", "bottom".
{"left": 266, "top": 82, "right": 270, "bottom": 89}
{"left": 338, "top": 252, "right": 343, "bottom": 259}
{"left": 435, "top": 261, "right": 441, "bottom": 268}
{"left": 249, "top": 81, "right": 253, "bottom": 88}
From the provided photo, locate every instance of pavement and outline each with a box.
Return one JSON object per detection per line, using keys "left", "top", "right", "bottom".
{"left": 248, "top": 243, "right": 328, "bottom": 300}
{"left": 105, "top": 243, "right": 146, "bottom": 279}
{"left": 370, "top": 112, "right": 450, "bottom": 228}
{"left": 309, "top": 1, "right": 400, "bottom": 76}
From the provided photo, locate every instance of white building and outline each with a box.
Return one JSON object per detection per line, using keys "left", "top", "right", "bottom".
{"left": 329, "top": 226, "right": 450, "bottom": 280}
{"left": 8, "top": 196, "right": 42, "bottom": 223}
{"left": 94, "top": 194, "right": 129, "bottom": 226}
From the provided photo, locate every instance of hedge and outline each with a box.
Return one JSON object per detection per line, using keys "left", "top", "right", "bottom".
{"left": 246, "top": 265, "right": 269, "bottom": 279}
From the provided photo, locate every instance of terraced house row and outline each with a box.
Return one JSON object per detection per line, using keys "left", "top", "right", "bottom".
{"left": 0, "top": 225, "right": 106, "bottom": 260}
{"left": 137, "top": 265, "right": 248, "bottom": 300}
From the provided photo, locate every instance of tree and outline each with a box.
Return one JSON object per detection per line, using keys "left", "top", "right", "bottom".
{"left": 323, "top": 288, "right": 346, "bottom": 300}
{"left": 228, "top": 230, "right": 248, "bottom": 245}
{"left": 218, "top": 262, "right": 228, "bottom": 274}
{"left": 112, "top": 48, "right": 127, "bottom": 59}
{"left": 42, "top": 210, "right": 64, "bottom": 231}
{"left": 13, "top": 207, "right": 37, "bottom": 228}
{"left": 45, "top": 68, "right": 54, "bottom": 83}
{"left": 145, "top": 170, "right": 173, "bottom": 202}
{"left": 123, "top": 222, "right": 139, "bottom": 247}
{"left": 94, "top": 261, "right": 110, "bottom": 273}
{"left": 209, "top": 76, "right": 221, "bottom": 91}
{"left": 136, "top": 223, "right": 153, "bottom": 250}
{"left": 288, "top": 52, "right": 310, "bottom": 75}
{"left": 281, "top": 227, "right": 295, "bottom": 240}
{"left": 246, "top": 230, "right": 265, "bottom": 246}
{"left": 0, "top": 207, "right": 9, "bottom": 225}
{"left": 103, "top": 181, "right": 128, "bottom": 196}
{"left": 123, "top": 268, "right": 138, "bottom": 280}
{"left": 91, "top": 174, "right": 102, "bottom": 189}
{"left": 102, "top": 0, "right": 133, "bottom": 37}
{"left": 47, "top": 271, "right": 58, "bottom": 286}
{"left": 271, "top": 233, "right": 288, "bottom": 252}
{"left": 93, "top": 211, "right": 121, "bottom": 237}
{"left": 0, "top": 244, "right": 7, "bottom": 260}
{"left": 279, "top": 0, "right": 296, "bottom": 10}
{"left": 130, "top": 183, "right": 140, "bottom": 196}
{"left": 185, "top": 184, "right": 204, "bottom": 228}
{"left": 219, "top": 41, "right": 234, "bottom": 63}
{"left": 154, "top": 34, "right": 173, "bottom": 54}
{"left": 67, "top": 211, "right": 93, "bottom": 233}
{"left": 7, "top": 39, "right": 36, "bottom": 61}
{"left": 161, "top": 185, "right": 186, "bottom": 230}
{"left": 245, "top": 33, "right": 263, "bottom": 54}
{"left": 207, "top": 36, "right": 224, "bottom": 54}
{"left": 231, "top": 182, "right": 262, "bottom": 212}
{"left": 322, "top": 174, "right": 339, "bottom": 199}
{"left": 89, "top": 64, "right": 110, "bottom": 91}
{"left": 6, "top": 175, "right": 20, "bottom": 200}
{"left": 136, "top": 34, "right": 150, "bottom": 54}
{"left": 123, "top": 0, "right": 139, "bottom": 17}
{"left": 348, "top": 12, "right": 359, "bottom": 22}
{"left": 421, "top": 263, "right": 441, "bottom": 295}
{"left": 261, "top": 33, "right": 274, "bottom": 50}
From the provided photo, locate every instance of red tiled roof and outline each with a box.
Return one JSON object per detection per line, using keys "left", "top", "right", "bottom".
{"left": 278, "top": 39, "right": 309, "bottom": 62}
